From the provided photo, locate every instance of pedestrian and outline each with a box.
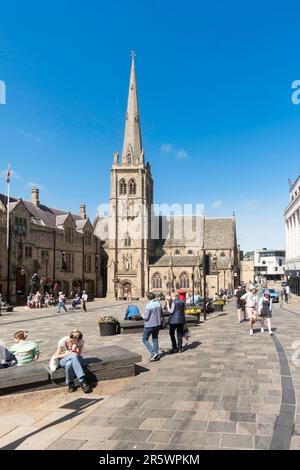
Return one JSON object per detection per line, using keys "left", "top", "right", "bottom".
{"left": 81, "top": 291, "right": 88, "bottom": 312}
{"left": 167, "top": 292, "right": 186, "bottom": 353}
{"left": 52, "top": 329, "right": 92, "bottom": 393}
{"left": 241, "top": 286, "right": 258, "bottom": 336}
{"left": 281, "top": 288, "right": 284, "bottom": 302}
{"left": 10, "top": 330, "right": 39, "bottom": 366}
{"left": 142, "top": 292, "right": 163, "bottom": 362}
{"left": 235, "top": 285, "right": 247, "bottom": 323}
{"left": 71, "top": 293, "right": 81, "bottom": 311}
{"left": 285, "top": 285, "right": 290, "bottom": 303}
{"left": 57, "top": 292, "right": 68, "bottom": 313}
{"left": 258, "top": 290, "right": 273, "bottom": 335}
{"left": 124, "top": 304, "right": 142, "bottom": 320}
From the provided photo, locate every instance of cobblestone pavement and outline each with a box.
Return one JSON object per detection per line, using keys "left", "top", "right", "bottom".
{"left": 0, "top": 299, "right": 300, "bottom": 450}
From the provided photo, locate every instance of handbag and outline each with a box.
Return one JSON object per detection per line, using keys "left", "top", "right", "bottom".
{"left": 49, "top": 354, "right": 60, "bottom": 372}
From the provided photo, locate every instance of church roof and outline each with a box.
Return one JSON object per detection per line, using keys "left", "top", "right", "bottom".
{"left": 204, "top": 218, "right": 236, "bottom": 249}
{"left": 149, "top": 255, "right": 202, "bottom": 267}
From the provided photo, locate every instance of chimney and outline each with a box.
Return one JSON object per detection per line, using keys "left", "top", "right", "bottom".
{"left": 80, "top": 204, "right": 87, "bottom": 219}
{"left": 31, "top": 188, "right": 40, "bottom": 206}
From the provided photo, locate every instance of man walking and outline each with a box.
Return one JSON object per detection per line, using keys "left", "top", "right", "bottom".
{"left": 166, "top": 292, "right": 186, "bottom": 353}
{"left": 235, "top": 285, "right": 247, "bottom": 322}
{"left": 82, "top": 291, "right": 88, "bottom": 312}
{"left": 57, "top": 292, "right": 68, "bottom": 313}
{"left": 142, "top": 292, "right": 163, "bottom": 362}
{"left": 285, "top": 285, "right": 290, "bottom": 303}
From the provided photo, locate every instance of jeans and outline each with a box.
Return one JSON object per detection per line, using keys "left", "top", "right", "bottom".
{"left": 142, "top": 326, "right": 160, "bottom": 356}
{"left": 57, "top": 301, "right": 67, "bottom": 313}
{"left": 169, "top": 323, "right": 184, "bottom": 350}
{"left": 59, "top": 353, "right": 85, "bottom": 385}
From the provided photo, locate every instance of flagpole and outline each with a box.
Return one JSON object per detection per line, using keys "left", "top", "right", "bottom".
{"left": 6, "top": 168, "right": 10, "bottom": 249}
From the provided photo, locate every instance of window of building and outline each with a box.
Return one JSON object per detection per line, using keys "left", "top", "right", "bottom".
{"left": 85, "top": 254, "right": 92, "bottom": 273}
{"left": 25, "top": 246, "right": 32, "bottom": 258}
{"left": 174, "top": 250, "right": 180, "bottom": 255}
{"left": 220, "top": 252, "right": 226, "bottom": 257}
{"left": 41, "top": 251, "right": 49, "bottom": 263}
{"left": 179, "top": 272, "right": 190, "bottom": 289}
{"left": 85, "top": 232, "right": 92, "bottom": 246}
{"left": 124, "top": 232, "right": 131, "bottom": 247}
{"left": 66, "top": 253, "right": 74, "bottom": 272}
{"left": 14, "top": 217, "right": 27, "bottom": 236}
{"left": 152, "top": 272, "right": 162, "bottom": 289}
{"left": 65, "top": 227, "right": 75, "bottom": 243}
{"left": 129, "top": 179, "right": 136, "bottom": 195}
{"left": 187, "top": 250, "right": 193, "bottom": 255}
{"left": 279, "top": 259, "right": 283, "bottom": 266}
{"left": 119, "top": 179, "right": 127, "bottom": 195}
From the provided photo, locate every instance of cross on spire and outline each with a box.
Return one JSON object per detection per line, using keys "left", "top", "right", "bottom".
{"left": 131, "top": 50, "right": 136, "bottom": 60}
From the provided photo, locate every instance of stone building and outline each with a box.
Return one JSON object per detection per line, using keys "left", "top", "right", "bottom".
{"left": 284, "top": 175, "right": 300, "bottom": 296}
{"left": 0, "top": 189, "right": 103, "bottom": 304}
{"left": 94, "top": 54, "right": 240, "bottom": 299}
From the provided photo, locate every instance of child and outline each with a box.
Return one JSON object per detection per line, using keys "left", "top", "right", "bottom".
{"left": 182, "top": 325, "right": 191, "bottom": 347}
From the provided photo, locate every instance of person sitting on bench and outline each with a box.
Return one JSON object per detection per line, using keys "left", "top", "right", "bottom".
{"left": 124, "top": 304, "right": 142, "bottom": 320}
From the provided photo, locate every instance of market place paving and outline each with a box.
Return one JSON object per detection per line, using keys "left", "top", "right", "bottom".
{"left": 0, "top": 299, "right": 300, "bottom": 450}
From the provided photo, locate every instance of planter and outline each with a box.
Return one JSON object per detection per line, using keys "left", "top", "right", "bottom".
{"left": 213, "top": 304, "right": 224, "bottom": 312}
{"left": 98, "top": 322, "right": 118, "bottom": 336}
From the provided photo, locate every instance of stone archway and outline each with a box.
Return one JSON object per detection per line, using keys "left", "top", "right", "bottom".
{"left": 122, "top": 282, "right": 132, "bottom": 300}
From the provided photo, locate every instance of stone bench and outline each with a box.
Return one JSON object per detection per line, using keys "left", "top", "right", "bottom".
{"left": 0, "top": 345, "right": 142, "bottom": 395}
{"left": 119, "top": 314, "right": 199, "bottom": 335}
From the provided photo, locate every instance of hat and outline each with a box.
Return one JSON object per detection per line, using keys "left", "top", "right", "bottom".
{"left": 249, "top": 284, "right": 256, "bottom": 291}
{"left": 263, "top": 289, "right": 270, "bottom": 296}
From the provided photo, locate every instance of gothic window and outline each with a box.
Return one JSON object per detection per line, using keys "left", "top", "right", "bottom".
{"left": 25, "top": 246, "right": 32, "bottom": 258}
{"left": 179, "top": 272, "right": 190, "bottom": 289}
{"left": 127, "top": 153, "right": 132, "bottom": 164}
{"left": 188, "top": 250, "right": 193, "bottom": 255}
{"left": 152, "top": 272, "right": 162, "bottom": 289}
{"left": 119, "top": 179, "right": 127, "bottom": 195}
{"left": 124, "top": 232, "right": 131, "bottom": 247}
{"left": 129, "top": 179, "right": 136, "bottom": 195}
{"left": 175, "top": 250, "right": 181, "bottom": 255}
{"left": 220, "top": 252, "right": 226, "bottom": 257}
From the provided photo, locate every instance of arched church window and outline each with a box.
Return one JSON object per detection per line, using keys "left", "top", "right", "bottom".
{"left": 188, "top": 250, "right": 193, "bottom": 255}
{"left": 174, "top": 250, "right": 181, "bottom": 255}
{"left": 124, "top": 232, "right": 131, "bottom": 247}
{"left": 152, "top": 272, "right": 162, "bottom": 289}
{"left": 179, "top": 272, "right": 190, "bottom": 289}
{"left": 220, "top": 252, "right": 226, "bottom": 257}
{"left": 129, "top": 179, "right": 136, "bottom": 195}
{"left": 120, "top": 179, "right": 127, "bottom": 195}
{"left": 127, "top": 153, "right": 132, "bottom": 164}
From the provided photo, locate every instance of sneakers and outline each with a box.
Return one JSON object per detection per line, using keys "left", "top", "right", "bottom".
{"left": 169, "top": 348, "right": 178, "bottom": 354}
{"left": 149, "top": 353, "right": 160, "bottom": 362}
{"left": 261, "top": 328, "right": 264, "bottom": 333}
{"left": 79, "top": 380, "right": 92, "bottom": 393}
{"left": 249, "top": 329, "right": 253, "bottom": 336}
{"left": 178, "top": 347, "right": 184, "bottom": 353}
{"left": 68, "top": 382, "right": 77, "bottom": 393}
{"left": 269, "top": 330, "right": 274, "bottom": 335}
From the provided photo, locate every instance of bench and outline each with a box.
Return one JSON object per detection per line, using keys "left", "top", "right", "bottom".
{"left": 0, "top": 306, "right": 14, "bottom": 314}
{"left": 119, "top": 314, "right": 199, "bottom": 335}
{"left": 0, "top": 345, "right": 142, "bottom": 395}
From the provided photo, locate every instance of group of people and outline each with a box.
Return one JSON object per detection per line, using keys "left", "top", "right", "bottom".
{"left": 0, "top": 328, "right": 92, "bottom": 394}
{"left": 235, "top": 285, "right": 273, "bottom": 336}
{"left": 57, "top": 291, "right": 88, "bottom": 313}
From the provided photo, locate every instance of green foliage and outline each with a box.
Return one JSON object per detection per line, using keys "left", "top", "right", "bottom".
{"left": 97, "top": 315, "right": 118, "bottom": 324}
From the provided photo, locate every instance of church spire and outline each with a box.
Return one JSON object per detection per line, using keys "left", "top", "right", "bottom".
{"left": 121, "top": 51, "right": 143, "bottom": 165}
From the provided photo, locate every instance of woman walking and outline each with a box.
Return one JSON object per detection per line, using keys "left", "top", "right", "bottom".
{"left": 258, "top": 290, "right": 273, "bottom": 335}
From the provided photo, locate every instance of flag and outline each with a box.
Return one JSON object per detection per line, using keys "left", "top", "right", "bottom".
{"left": 6, "top": 165, "right": 11, "bottom": 183}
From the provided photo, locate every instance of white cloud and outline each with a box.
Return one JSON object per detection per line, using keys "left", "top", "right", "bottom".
{"left": 245, "top": 200, "right": 259, "bottom": 208}
{"left": 176, "top": 149, "right": 189, "bottom": 160}
{"left": 161, "top": 143, "right": 173, "bottom": 153}
{"left": 26, "top": 181, "right": 46, "bottom": 191}
{"left": 211, "top": 200, "right": 223, "bottom": 209}
{"left": 0, "top": 169, "right": 21, "bottom": 180}
{"left": 19, "top": 129, "right": 41, "bottom": 144}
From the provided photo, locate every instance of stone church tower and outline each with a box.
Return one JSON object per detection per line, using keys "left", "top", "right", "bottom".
{"left": 107, "top": 53, "right": 153, "bottom": 299}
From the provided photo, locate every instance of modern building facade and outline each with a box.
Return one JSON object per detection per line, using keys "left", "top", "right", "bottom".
{"left": 284, "top": 175, "right": 300, "bottom": 296}
{"left": 94, "top": 55, "right": 240, "bottom": 299}
{"left": 253, "top": 249, "right": 285, "bottom": 281}
{"left": 0, "top": 189, "right": 104, "bottom": 304}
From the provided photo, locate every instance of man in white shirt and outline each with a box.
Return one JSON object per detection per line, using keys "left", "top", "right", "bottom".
{"left": 82, "top": 291, "right": 88, "bottom": 312}
{"left": 285, "top": 285, "right": 290, "bottom": 303}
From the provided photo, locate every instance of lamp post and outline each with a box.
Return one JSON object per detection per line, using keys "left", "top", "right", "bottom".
{"left": 192, "top": 266, "right": 195, "bottom": 306}
{"left": 203, "top": 249, "right": 207, "bottom": 321}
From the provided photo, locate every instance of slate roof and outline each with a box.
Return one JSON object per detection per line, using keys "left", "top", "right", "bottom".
{"left": 149, "top": 255, "right": 202, "bottom": 267}
{"left": 204, "top": 218, "right": 236, "bottom": 249}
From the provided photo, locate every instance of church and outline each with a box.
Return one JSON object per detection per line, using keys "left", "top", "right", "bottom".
{"left": 94, "top": 54, "right": 240, "bottom": 299}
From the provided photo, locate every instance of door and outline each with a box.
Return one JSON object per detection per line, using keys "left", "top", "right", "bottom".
{"left": 122, "top": 282, "right": 132, "bottom": 300}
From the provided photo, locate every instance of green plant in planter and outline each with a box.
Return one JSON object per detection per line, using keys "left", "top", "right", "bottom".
{"left": 213, "top": 300, "right": 225, "bottom": 305}
{"left": 97, "top": 315, "right": 118, "bottom": 324}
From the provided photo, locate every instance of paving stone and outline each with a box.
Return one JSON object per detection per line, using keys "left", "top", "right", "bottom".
{"left": 109, "top": 428, "right": 152, "bottom": 443}
{"left": 254, "top": 435, "right": 271, "bottom": 450}
{"left": 237, "top": 422, "right": 258, "bottom": 435}
{"left": 47, "top": 439, "right": 86, "bottom": 450}
{"left": 142, "top": 409, "right": 177, "bottom": 419}
{"left": 114, "top": 441, "right": 156, "bottom": 450}
{"left": 221, "top": 433, "right": 254, "bottom": 449}
{"left": 170, "top": 431, "right": 200, "bottom": 446}
{"left": 78, "top": 440, "right": 117, "bottom": 450}
{"left": 161, "top": 419, "right": 207, "bottom": 432}
{"left": 147, "top": 430, "right": 174, "bottom": 444}
{"left": 290, "top": 436, "right": 300, "bottom": 450}
{"left": 229, "top": 412, "right": 256, "bottom": 423}
{"left": 206, "top": 421, "right": 237, "bottom": 433}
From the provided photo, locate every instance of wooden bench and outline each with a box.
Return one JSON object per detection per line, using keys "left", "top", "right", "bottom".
{"left": 0, "top": 345, "right": 142, "bottom": 395}
{"left": 119, "top": 314, "right": 199, "bottom": 335}
{"left": 0, "top": 306, "right": 14, "bottom": 314}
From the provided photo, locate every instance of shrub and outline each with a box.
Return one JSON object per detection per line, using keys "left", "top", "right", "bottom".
{"left": 97, "top": 315, "right": 118, "bottom": 324}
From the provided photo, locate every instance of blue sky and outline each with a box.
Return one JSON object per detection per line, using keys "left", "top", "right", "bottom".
{"left": 1, "top": 0, "right": 300, "bottom": 251}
